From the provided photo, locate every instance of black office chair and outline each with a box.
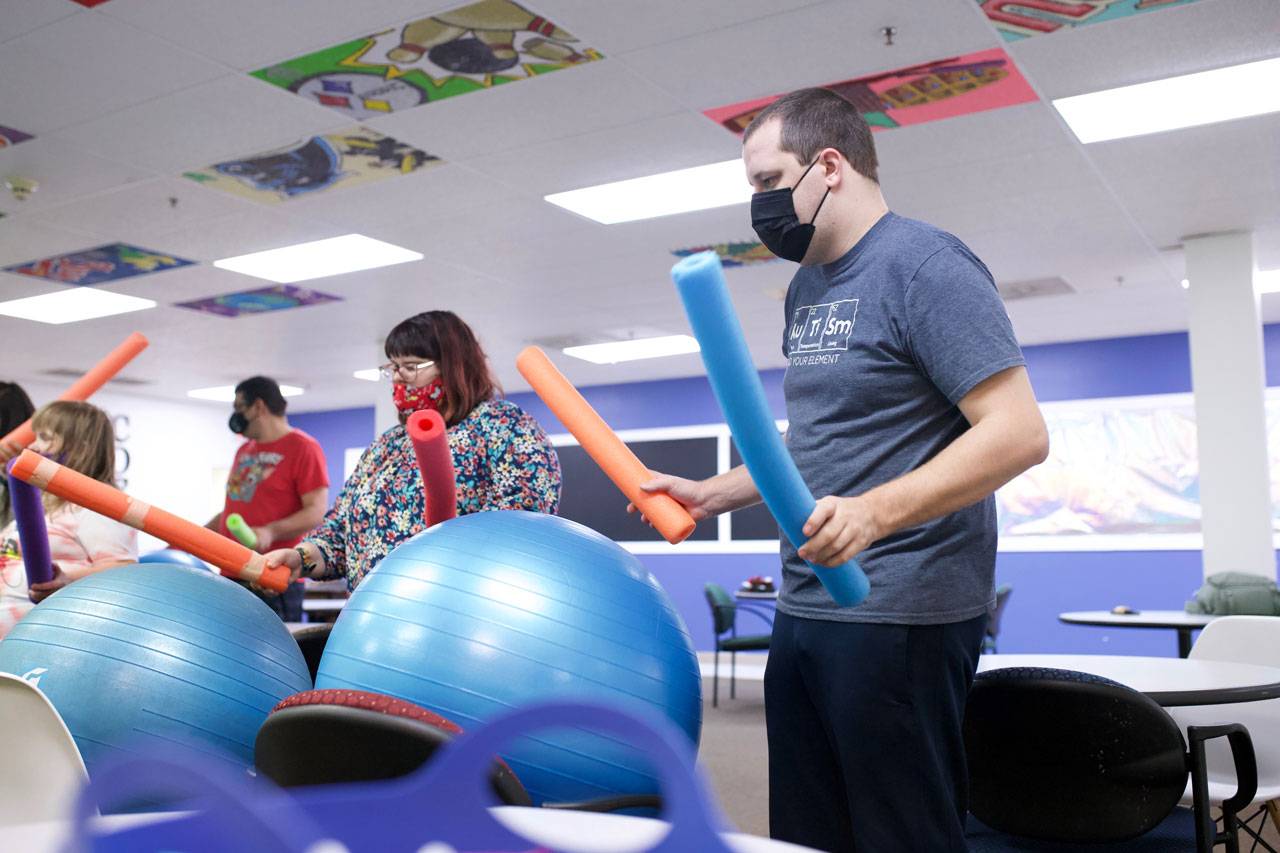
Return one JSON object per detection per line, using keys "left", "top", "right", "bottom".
{"left": 290, "top": 622, "right": 333, "bottom": 683}
{"left": 255, "top": 688, "right": 660, "bottom": 814}
{"left": 982, "top": 584, "right": 1013, "bottom": 654}
{"left": 703, "top": 583, "right": 771, "bottom": 707}
{"left": 964, "top": 667, "right": 1258, "bottom": 852}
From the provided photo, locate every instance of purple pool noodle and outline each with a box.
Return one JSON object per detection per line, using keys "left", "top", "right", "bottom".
{"left": 6, "top": 458, "right": 54, "bottom": 586}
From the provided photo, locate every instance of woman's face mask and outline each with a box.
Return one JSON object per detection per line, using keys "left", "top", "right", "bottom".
{"left": 394, "top": 379, "right": 445, "bottom": 415}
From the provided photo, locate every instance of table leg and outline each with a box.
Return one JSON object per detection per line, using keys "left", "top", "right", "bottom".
{"left": 1178, "top": 628, "right": 1193, "bottom": 658}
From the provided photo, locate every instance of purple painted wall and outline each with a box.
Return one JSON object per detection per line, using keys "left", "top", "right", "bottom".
{"left": 294, "top": 325, "right": 1280, "bottom": 655}
{"left": 290, "top": 406, "right": 375, "bottom": 507}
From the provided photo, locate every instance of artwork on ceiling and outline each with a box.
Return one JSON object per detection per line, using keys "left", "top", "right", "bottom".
{"left": 704, "top": 48, "right": 1038, "bottom": 136}
{"left": 0, "top": 125, "right": 34, "bottom": 149}
{"left": 250, "top": 0, "right": 603, "bottom": 120}
{"left": 977, "top": 0, "right": 1206, "bottom": 42}
{"left": 175, "top": 284, "right": 343, "bottom": 318}
{"left": 994, "top": 392, "right": 1280, "bottom": 546}
{"left": 4, "top": 243, "right": 194, "bottom": 286}
{"left": 672, "top": 241, "right": 779, "bottom": 268}
{"left": 183, "top": 126, "right": 439, "bottom": 204}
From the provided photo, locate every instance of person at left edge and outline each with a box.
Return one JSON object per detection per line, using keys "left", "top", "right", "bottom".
{"left": 206, "top": 376, "right": 328, "bottom": 621}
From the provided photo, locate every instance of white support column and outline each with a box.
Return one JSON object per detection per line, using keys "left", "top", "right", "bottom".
{"left": 1185, "top": 231, "right": 1275, "bottom": 579}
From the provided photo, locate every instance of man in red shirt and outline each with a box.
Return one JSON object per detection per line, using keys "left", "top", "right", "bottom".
{"left": 207, "top": 376, "right": 328, "bottom": 621}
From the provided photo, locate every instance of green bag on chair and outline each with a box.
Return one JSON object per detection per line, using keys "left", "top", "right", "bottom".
{"left": 1185, "top": 571, "right": 1280, "bottom": 615}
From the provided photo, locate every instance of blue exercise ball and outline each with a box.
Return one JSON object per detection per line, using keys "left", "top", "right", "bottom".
{"left": 139, "top": 548, "right": 212, "bottom": 572}
{"left": 316, "top": 511, "right": 702, "bottom": 806}
{"left": 0, "top": 564, "right": 310, "bottom": 779}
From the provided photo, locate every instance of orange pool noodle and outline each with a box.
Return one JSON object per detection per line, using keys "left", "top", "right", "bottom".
{"left": 516, "top": 346, "right": 696, "bottom": 545}
{"left": 9, "top": 450, "right": 290, "bottom": 592}
{"left": 2, "top": 332, "right": 149, "bottom": 449}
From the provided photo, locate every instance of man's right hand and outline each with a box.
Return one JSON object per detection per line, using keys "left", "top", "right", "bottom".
{"left": 628, "top": 474, "right": 716, "bottom": 526}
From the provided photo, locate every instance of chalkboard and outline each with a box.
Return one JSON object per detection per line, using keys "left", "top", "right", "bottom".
{"left": 728, "top": 441, "right": 781, "bottom": 541}
{"left": 554, "top": 438, "right": 719, "bottom": 542}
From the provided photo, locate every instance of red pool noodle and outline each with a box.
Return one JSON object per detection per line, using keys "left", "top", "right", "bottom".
{"left": 407, "top": 409, "right": 457, "bottom": 527}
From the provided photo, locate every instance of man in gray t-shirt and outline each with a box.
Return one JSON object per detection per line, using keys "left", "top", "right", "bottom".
{"left": 637, "top": 88, "right": 1048, "bottom": 852}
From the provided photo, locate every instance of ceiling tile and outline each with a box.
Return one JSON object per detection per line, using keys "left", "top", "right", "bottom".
{"left": 48, "top": 74, "right": 349, "bottom": 174}
{"left": 0, "top": 12, "right": 227, "bottom": 132}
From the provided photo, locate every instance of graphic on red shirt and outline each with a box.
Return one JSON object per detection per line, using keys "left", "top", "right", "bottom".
{"left": 226, "top": 452, "right": 284, "bottom": 502}
{"left": 220, "top": 431, "right": 328, "bottom": 551}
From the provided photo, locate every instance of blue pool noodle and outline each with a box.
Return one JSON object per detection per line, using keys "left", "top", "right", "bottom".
{"left": 6, "top": 458, "right": 54, "bottom": 585}
{"left": 671, "top": 251, "right": 869, "bottom": 607}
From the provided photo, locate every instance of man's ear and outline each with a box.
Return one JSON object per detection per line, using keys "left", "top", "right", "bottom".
{"left": 820, "top": 147, "right": 844, "bottom": 187}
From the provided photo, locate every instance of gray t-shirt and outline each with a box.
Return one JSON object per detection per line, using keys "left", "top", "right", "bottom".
{"left": 778, "top": 212, "right": 1025, "bottom": 624}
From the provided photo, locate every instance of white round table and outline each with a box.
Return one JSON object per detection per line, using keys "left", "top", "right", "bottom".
{"left": 978, "top": 653, "right": 1280, "bottom": 706}
{"left": 1058, "top": 610, "right": 1217, "bottom": 657}
{"left": 1, "top": 806, "right": 819, "bottom": 852}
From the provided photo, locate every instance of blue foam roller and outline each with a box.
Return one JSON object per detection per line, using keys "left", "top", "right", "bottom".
{"left": 671, "top": 251, "right": 869, "bottom": 606}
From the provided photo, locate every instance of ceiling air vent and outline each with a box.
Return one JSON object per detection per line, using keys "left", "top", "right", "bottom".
{"left": 996, "top": 277, "right": 1074, "bottom": 301}
{"left": 41, "top": 368, "right": 152, "bottom": 386}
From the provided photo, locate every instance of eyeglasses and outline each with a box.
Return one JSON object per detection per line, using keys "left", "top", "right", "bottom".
{"left": 378, "top": 360, "right": 436, "bottom": 380}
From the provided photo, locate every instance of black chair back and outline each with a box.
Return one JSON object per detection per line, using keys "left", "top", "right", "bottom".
{"left": 965, "top": 667, "right": 1187, "bottom": 843}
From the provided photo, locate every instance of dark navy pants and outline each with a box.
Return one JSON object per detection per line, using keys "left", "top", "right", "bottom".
{"left": 765, "top": 611, "right": 986, "bottom": 852}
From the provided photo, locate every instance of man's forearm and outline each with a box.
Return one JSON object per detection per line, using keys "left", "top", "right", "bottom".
{"left": 703, "top": 465, "right": 763, "bottom": 516}
{"left": 861, "top": 413, "right": 1047, "bottom": 540}
{"left": 263, "top": 506, "right": 326, "bottom": 543}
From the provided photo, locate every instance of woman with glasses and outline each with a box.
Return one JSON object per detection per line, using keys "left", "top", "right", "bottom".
{"left": 264, "top": 311, "right": 561, "bottom": 591}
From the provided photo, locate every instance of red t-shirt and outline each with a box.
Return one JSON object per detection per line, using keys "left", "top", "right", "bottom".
{"left": 219, "top": 429, "right": 328, "bottom": 550}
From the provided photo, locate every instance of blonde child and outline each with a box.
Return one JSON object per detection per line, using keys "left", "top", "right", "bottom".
{"left": 0, "top": 401, "right": 137, "bottom": 639}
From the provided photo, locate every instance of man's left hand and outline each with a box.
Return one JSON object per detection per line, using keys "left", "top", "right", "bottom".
{"left": 798, "top": 496, "right": 881, "bottom": 567}
{"left": 29, "top": 564, "right": 70, "bottom": 604}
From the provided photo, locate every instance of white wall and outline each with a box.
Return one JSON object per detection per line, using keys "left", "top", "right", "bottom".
{"left": 20, "top": 381, "right": 241, "bottom": 554}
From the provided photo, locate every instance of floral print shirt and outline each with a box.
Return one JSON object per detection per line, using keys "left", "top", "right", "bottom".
{"left": 307, "top": 398, "right": 561, "bottom": 591}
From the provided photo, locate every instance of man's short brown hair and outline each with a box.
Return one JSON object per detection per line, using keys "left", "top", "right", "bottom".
{"left": 743, "top": 87, "right": 879, "bottom": 184}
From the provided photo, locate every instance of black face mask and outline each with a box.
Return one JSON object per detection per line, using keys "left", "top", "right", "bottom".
{"left": 750, "top": 159, "right": 830, "bottom": 263}
{"left": 228, "top": 411, "right": 250, "bottom": 435}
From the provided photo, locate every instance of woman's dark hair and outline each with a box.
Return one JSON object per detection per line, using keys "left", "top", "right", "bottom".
{"left": 0, "top": 382, "right": 35, "bottom": 524}
{"left": 385, "top": 311, "right": 499, "bottom": 427}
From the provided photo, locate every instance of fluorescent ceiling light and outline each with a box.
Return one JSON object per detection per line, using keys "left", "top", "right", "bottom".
{"left": 545, "top": 159, "right": 750, "bottom": 224}
{"left": 213, "top": 234, "right": 422, "bottom": 283}
{"left": 1258, "top": 269, "right": 1280, "bottom": 294}
{"left": 187, "top": 384, "right": 304, "bottom": 402}
{"left": 562, "top": 335, "right": 701, "bottom": 364}
{"left": 0, "top": 288, "right": 155, "bottom": 325}
{"left": 352, "top": 368, "right": 381, "bottom": 382}
{"left": 1054, "top": 57, "right": 1280, "bottom": 144}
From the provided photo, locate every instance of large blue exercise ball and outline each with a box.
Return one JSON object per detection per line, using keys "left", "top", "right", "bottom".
{"left": 316, "top": 511, "right": 702, "bottom": 805}
{"left": 0, "top": 564, "right": 310, "bottom": 778}
{"left": 139, "top": 548, "right": 213, "bottom": 572}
